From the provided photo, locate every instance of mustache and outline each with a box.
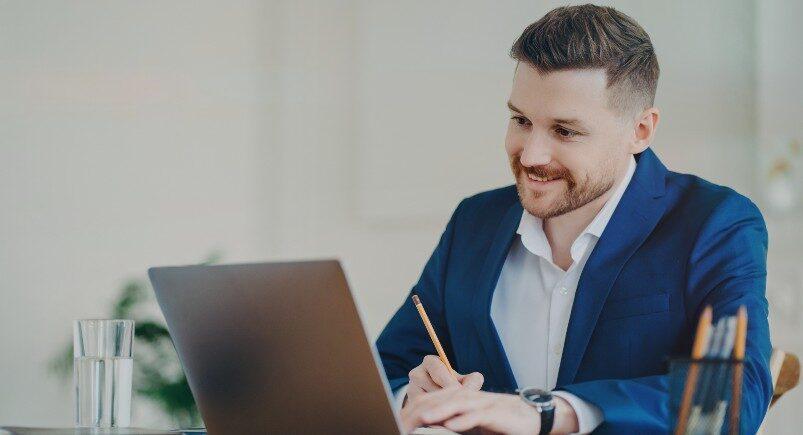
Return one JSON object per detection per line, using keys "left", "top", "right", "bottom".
{"left": 510, "top": 155, "right": 577, "bottom": 191}
{"left": 513, "top": 161, "right": 571, "bottom": 180}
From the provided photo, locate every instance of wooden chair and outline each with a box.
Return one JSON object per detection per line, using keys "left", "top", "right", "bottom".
{"left": 757, "top": 348, "right": 800, "bottom": 433}
{"left": 769, "top": 348, "right": 799, "bottom": 406}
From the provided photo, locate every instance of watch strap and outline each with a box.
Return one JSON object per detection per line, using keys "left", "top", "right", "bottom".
{"left": 539, "top": 406, "right": 554, "bottom": 435}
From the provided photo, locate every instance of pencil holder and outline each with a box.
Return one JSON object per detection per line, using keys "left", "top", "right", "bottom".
{"left": 668, "top": 358, "right": 744, "bottom": 435}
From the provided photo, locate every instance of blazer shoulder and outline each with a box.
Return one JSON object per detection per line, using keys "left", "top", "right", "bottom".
{"left": 665, "top": 171, "right": 764, "bottom": 227}
{"left": 455, "top": 185, "right": 519, "bottom": 221}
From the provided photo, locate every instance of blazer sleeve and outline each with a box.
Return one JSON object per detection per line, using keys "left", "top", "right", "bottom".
{"left": 558, "top": 194, "right": 773, "bottom": 434}
{"left": 375, "top": 200, "right": 464, "bottom": 393}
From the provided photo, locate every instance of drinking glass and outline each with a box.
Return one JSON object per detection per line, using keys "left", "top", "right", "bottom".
{"left": 73, "top": 319, "right": 135, "bottom": 428}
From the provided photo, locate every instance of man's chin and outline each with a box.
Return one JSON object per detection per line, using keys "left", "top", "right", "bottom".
{"left": 518, "top": 191, "right": 562, "bottom": 219}
{"left": 522, "top": 202, "right": 559, "bottom": 219}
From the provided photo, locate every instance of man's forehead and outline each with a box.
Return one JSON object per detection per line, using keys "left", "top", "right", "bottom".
{"left": 508, "top": 64, "right": 611, "bottom": 121}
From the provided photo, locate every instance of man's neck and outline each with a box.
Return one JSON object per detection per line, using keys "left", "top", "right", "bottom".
{"left": 543, "top": 162, "right": 631, "bottom": 270}
{"left": 543, "top": 189, "right": 613, "bottom": 270}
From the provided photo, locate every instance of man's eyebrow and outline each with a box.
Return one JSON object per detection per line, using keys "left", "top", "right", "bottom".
{"left": 507, "top": 100, "right": 589, "bottom": 130}
{"left": 553, "top": 118, "right": 588, "bottom": 130}
{"left": 506, "top": 100, "right": 523, "bottom": 113}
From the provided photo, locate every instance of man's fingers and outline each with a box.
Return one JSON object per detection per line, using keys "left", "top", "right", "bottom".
{"left": 443, "top": 409, "right": 486, "bottom": 433}
{"left": 419, "top": 389, "right": 493, "bottom": 425}
{"left": 400, "top": 404, "right": 423, "bottom": 433}
{"left": 401, "top": 386, "right": 461, "bottom": 432}
{"left": 422, "top": 355, "right": 459, "bottom": 387}
{"left": 405, "top": 388, "right": 540, "bottom": 435}
{"left": 408, "top": 385, "right": 462, "bottom": 417}
{"left": 409, "top": 367, "right": 442, "bottom": 392}
{"left": 404, "top": 383, "right": 426, "bottom": 404}
{"left": 458, "top": 371, "right": 484, "bottom": 390}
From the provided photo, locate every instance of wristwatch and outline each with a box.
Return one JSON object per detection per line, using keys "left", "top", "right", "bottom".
{"left": 518, "top": 387, "right": 555, "bottom": 435}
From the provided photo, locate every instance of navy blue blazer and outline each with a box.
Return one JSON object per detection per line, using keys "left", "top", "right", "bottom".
{"left": 376, "top": 148, "right": 772, "bottom": 434}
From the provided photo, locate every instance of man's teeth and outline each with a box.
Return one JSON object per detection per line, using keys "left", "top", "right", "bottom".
{"left": 528, "top": 173, "right": 559, "bottom": 182}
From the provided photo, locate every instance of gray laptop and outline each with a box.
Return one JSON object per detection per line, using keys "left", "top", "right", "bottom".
{"left": 148, "top": 260, "right": 403, "bottom": 434}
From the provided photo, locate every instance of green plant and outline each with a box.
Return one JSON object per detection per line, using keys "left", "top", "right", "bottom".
{"left": 50, "top": 251, "right": 222, "bottom": 428}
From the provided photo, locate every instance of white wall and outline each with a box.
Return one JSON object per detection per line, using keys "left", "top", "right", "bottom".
{"left": 0, "top": 0, "right": 279, "bottom": 425}
{"left": 756, "top": 0, "right": 803, "bottom": 432}
{"left": 1, "top": 0, "right": 800, "bottom": 430}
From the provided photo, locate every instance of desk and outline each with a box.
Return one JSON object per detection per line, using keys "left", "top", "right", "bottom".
{"left": 0, "top": 429, "right": 197, "bottom": 435}
{"left": 1, "top": 427, "right": 452, "bottom": 435}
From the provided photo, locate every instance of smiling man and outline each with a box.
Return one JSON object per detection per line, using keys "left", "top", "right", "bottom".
{"left": 375, "top": 4, "right": 772, "bottom": 435}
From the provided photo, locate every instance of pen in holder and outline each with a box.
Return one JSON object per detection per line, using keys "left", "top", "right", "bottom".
{"left": 672, "top": 306, "right": 748, "bottom": 435}
{"left": 669, "top": 357, "right": 743, "bottom": 435}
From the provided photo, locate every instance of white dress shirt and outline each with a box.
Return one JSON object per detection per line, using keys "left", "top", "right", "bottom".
{"left": 396, "top": 155, "right": 636, "bottom": 434}
{"left": 490, "top": 155, "right": 636, "bottom": 433}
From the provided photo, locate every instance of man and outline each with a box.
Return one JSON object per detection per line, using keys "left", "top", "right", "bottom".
{"left": 376, "top": 4, "right": 772, "bottom": 435}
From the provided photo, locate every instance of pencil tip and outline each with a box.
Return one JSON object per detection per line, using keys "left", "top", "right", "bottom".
{"left": 411, "top": 294, "right": 420, "bottom": 305}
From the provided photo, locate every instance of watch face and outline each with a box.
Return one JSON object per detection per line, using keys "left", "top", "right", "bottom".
{"left": 521, "top": 388, "right": 554, "bottom": 410}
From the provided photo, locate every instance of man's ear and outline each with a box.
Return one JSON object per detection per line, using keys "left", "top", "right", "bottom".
{"left": 629, "top": 107, "right": 660, "bottom": 154}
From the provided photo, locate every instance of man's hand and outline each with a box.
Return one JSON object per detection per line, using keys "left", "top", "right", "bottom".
{"left": 401, "top": 386, "right": 540, "bottom": 434}
{"left": 401, "top": 386, "right": 581, "bottom": 434}
{"left": 405, "top": 355, "right": 485, "bottom": 404}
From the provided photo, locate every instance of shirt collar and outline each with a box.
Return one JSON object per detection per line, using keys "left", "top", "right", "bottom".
{"left": 516, "top": 155, "right": 637, "bottom": 264}
{"left": 582, "top": 154, "right": 637, "bottom": 239}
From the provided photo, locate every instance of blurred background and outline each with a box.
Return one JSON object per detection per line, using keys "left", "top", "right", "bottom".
{"left": 1, "top": 0, "right": 801, "bottom": 432}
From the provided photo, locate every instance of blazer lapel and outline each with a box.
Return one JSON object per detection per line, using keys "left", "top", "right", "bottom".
{"left": 556, "top": 148, "right": 669, "bottom": 386}
{"left": 471, "top": 200, "right": 521, "bottom": 391}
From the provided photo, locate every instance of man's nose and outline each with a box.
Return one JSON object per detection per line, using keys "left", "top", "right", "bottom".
{"left": 519, "top": 133, "right": 552, "bottom": 167}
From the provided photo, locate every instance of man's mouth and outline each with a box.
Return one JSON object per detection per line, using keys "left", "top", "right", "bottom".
{"left": 527, "top": 173, "right": 561, "bottom": 183}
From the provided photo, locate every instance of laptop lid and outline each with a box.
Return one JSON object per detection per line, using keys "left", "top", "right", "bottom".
{"left": 148, "top": 260, "right": 402, "bottom": 434}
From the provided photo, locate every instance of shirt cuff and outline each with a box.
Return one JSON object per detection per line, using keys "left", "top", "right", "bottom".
{"left": 394, "top": 383, "right": 410, "bottom": 414}
{"left": 552, "top": 391, "right": 603, "bottom": 434}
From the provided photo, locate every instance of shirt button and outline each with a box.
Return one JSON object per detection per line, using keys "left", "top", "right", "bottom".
{"left": 559, "top": 287, "right": 568, "bottom": 295}
{"left": 553, "top": 345, "right": 562, "bottom": 355}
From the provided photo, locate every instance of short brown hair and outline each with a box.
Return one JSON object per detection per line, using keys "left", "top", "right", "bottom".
{"left": 510, "top": 4, "right": 659, "bottom": 117}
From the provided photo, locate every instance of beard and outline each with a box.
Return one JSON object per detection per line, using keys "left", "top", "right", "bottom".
{"left": 510, "top": 154, "right": 617, "bottom": 219}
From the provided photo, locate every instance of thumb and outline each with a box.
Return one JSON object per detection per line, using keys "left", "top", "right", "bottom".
{"left": 458, "top": 371, "right": 484, "bottom": 390}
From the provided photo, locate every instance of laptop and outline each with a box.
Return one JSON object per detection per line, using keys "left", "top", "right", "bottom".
{"left": 148, "top": 260, "right": 404, "bottom": 434}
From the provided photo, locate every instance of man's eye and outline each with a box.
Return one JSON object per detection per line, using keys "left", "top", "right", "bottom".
{"left": 511, "top": 116, "right": 530, "bottom": 126}
{"left": 555, "top": 126, "right": 577, "bottom": 138}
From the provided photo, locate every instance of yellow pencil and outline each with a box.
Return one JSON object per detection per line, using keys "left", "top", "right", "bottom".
{"left": 412, "top": 294, "right": 458, "bottom": 379}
